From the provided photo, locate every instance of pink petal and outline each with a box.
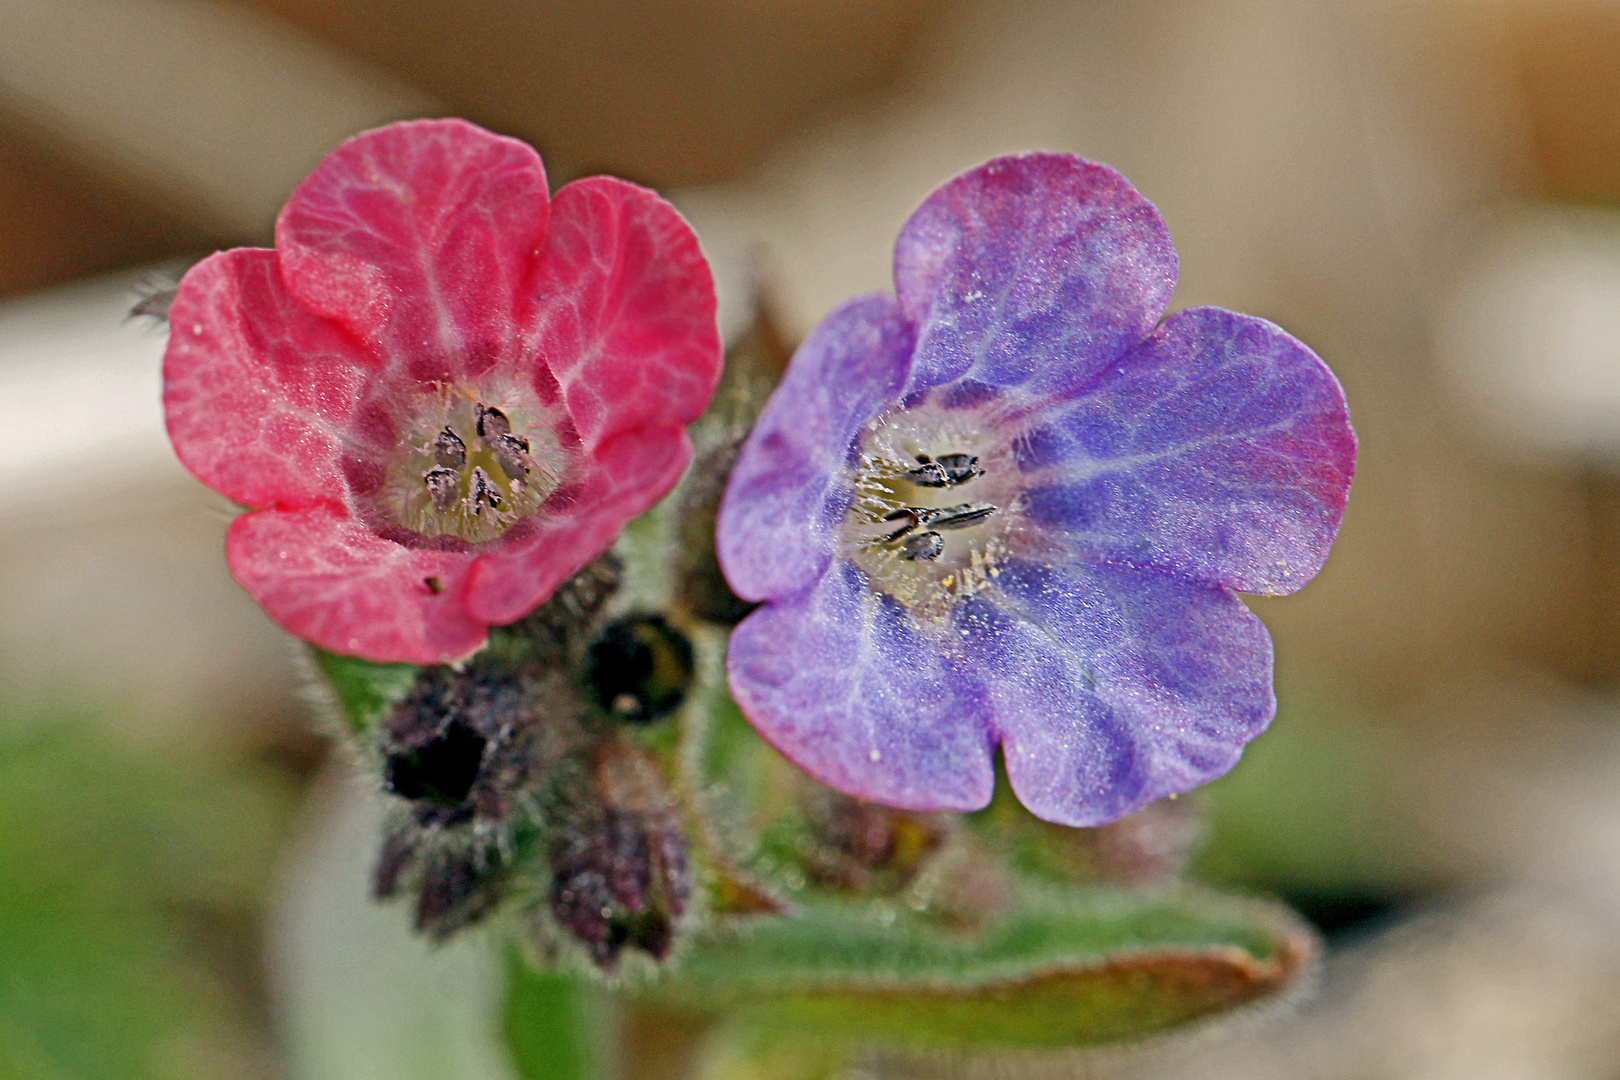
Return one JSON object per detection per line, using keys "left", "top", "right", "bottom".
{"left": 275, "top": 119, "right": 550, "bottom": 383}
{"left": 463, "top": 424, "right": 694, "bottom": 625}
{"left": 226, "top": 505, "right": 486, "bottom": 664}
{"left": 530, "top": 177, "right": 721, "bottom": 450}
{"left": 164, "top": 249, "right": 377, "bottom": 508}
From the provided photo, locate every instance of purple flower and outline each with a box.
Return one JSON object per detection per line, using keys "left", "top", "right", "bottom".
{"left": 715, "top": 154, "right": 1356, "bottom": 828}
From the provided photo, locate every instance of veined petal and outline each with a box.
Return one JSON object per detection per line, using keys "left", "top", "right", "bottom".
{"left": 727, "top": 560, "right": 995, "bottom": 812}
{"left": 275, "top": 119, "right": 549, "bottom": 382}
{"left": 717, "top": 295, "right": 913, "bottom": 603}
{"left": 530, "top": 177, "right": 722, "bottom": 450}
{"left": 226, "top": 505, "right": 486, "bottom": 664}
{"left": 960, "top": 559, "right": 1275, "bottom": 827}
{"left": 894, "top": 153, "right": 1176, "bottom": 400}
{"left": 164, "top": 249, "right": 376, "bottom": 508}
{"left": 463, "top": 424, "right": 694, "bottom": 625}
{"left": 1015, "top": 307, "right": 1356, "bottom": 594}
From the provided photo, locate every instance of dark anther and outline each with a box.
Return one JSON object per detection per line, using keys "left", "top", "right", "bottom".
{"left": 424, "top": 576, "right": 443, "bottom": 595}
{"left": 935, "top": 453, "right": 984, "bottom": 485}
{"left": 490, "top": 432, "right": 532, "bottom": 482}
{"left": 881, "top": 506, "right": 924, "bottom": 542}
{"left": 384, "top": 719, "right": 488, "bottom": 806}
{"left": 901, "top": 531, "right": 944, "bottom": 561}
{"left": 476, "top": 404, "right": 511, "bottom": 438}
{"left": 904, "top": 460, "right": 950, "bottom": 486}
{"left": 468, "top": 466, "right": 501, "bottom": 514}
{"left": 930, "top": 501, "right": 997, "bottom": 530}
{"left": 424, "top": 467, "right": 461, "bottom": 512}
{"left": 882, "top": 501, "right": 996, "bottom": 543}
{"left": 433, "top": 426, "right": 467, "bottom": 469}
{"left": 586, "top": 614, "right": 695, "bottom": 722}
{"left": 905, "top": 452, "right": 982, "bottom": 487}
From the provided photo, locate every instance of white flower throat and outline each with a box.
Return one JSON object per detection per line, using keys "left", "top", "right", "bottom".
{"left": 843, "top": 396, "right": 1024, "bottom": 617}
{"left": 385, "top": 384, "right": 565, "bottom": 544}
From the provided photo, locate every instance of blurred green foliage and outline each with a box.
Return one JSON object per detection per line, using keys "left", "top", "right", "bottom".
{"left": 0, "top": 711, "right": 300, "bottom": 1080}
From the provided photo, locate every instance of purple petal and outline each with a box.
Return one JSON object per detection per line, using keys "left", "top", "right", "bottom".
{"left": 893, "top": 153, "right": 1177, "bottom": 400}
{"left": 726, "top": 561, "right": 996, "bottom": 812}
{"left": 1016, "top": 307, "right": 1356, "bottom": 595}
{"left": 717, "top": 295, "right": 913, "bottom": 603}
{"left": 959, "top": 559, "right": 1275, "bottom": 827}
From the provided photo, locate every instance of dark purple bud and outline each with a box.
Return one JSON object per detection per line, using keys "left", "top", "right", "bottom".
{"left": 801, "top": 789, "right": 945, "bottom": 894}
{"left": 384, "top": 718, "right": 488, "bottom": 807}
{"left": 548, "top": 807, "right": 689, "bottom": 968}
{"left": 546, "top": 740, "right": 692, "bottom": 969}
{"left": 586, "top": 614, "right": 695, "bottom": 723}
{"left": 373, "top": 823, "right": 421, "bottom": 900}
{"left": 416, "top": 845, "right": 503, "bottom": 939}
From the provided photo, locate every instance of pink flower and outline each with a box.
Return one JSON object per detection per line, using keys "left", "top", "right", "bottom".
{"left": 164, "top": 119, "right": 722, "bottom": 663}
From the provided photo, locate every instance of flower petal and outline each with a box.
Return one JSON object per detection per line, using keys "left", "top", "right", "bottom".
{"left": 894, "top": 153, "right": 1177, "bottom": 400}
{"left": 275, "top": 119, "right": 549, "bottom": 381}
{"left": 530, "top": 177, "right": 722, "bottom": 450}
{"left": 1016, "top": 307, "right": 1356, "bottom": 594}
{"left": 726, "top": 560, "right": 995, "bottom": 812}
{"left": 226, "top": 505, "right": 487, "bottom": 664}
{"left": 164, "top": 249, "right": 377, "bottom": 508}
{"left": 717, "top": 294, "right": 913, "bottom": 603}
{"left": 463, "top": 424, "right": 694, "bottom": 625}
{"left": 959, "top": 559, "right": 1274, "bottom": 827}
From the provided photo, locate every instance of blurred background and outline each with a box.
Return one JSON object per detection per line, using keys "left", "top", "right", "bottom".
{"left": 4, "top": 0, "right": 1620, "bottom": 1077}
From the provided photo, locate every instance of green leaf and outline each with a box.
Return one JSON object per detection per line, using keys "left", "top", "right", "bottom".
{"left": 649, "top": 885, "right": 1313, "bottom": 1052}
{"left": 501, "top": 953, "right": 603, "bottom": 1080}
{"left": 312, "top": 648, "right": 419, "bottom": 735}
{"left": 0, "top": 714, "right": 297, "bottom": 1080}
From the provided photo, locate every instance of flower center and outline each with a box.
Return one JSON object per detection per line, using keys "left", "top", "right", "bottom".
{"left": 383, "top": 384, "right": 565, "bottom": 544}
{"left": 843, "top": 398, "right": 1021, "bottom": 616}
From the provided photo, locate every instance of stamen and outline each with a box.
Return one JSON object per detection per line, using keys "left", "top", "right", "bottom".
{"left": 900, "top": 532, "right": 944, "bottom": 561}
{"left": 476, "top": 404, "right": 511, "bottom": 439}
{"left": 468, "top": 466, "right": 501, "bottom": 515}
{"left": 929, "top": 502, "right": 997, "bottom": 530}
{"left": 424, "top": 467, "right": 461, "bottom": 512}
{"left": 879, "top": 502, "right": 997, "bottom": 542}
{"left": 904, "top": 461, "right": 950, "bottom": 486}
{"left": 489, "top": 433, "right": 532, "bottom": 483}
{"left": 934, "top": 453, "right": 983, "bottom": 486}
{"left": 903, "top": 452, "right": 981, "bottom": 487}
{"left": 433, "top": 427, "right": 467, "bottom": 469}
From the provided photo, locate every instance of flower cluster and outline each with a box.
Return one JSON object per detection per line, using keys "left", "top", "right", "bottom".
{"left": 716, "top": 154, "right": 1355, "bottom": 827}
{"left": 166, "top": 124, "right": 1352, "bottom": 852}
{"left": 164, "top": 119, "right": 722, "bottom": 663}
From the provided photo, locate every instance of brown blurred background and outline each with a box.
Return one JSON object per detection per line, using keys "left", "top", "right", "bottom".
{"left": 6, "top": 1, "right": 1620, "bottom": 1078}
